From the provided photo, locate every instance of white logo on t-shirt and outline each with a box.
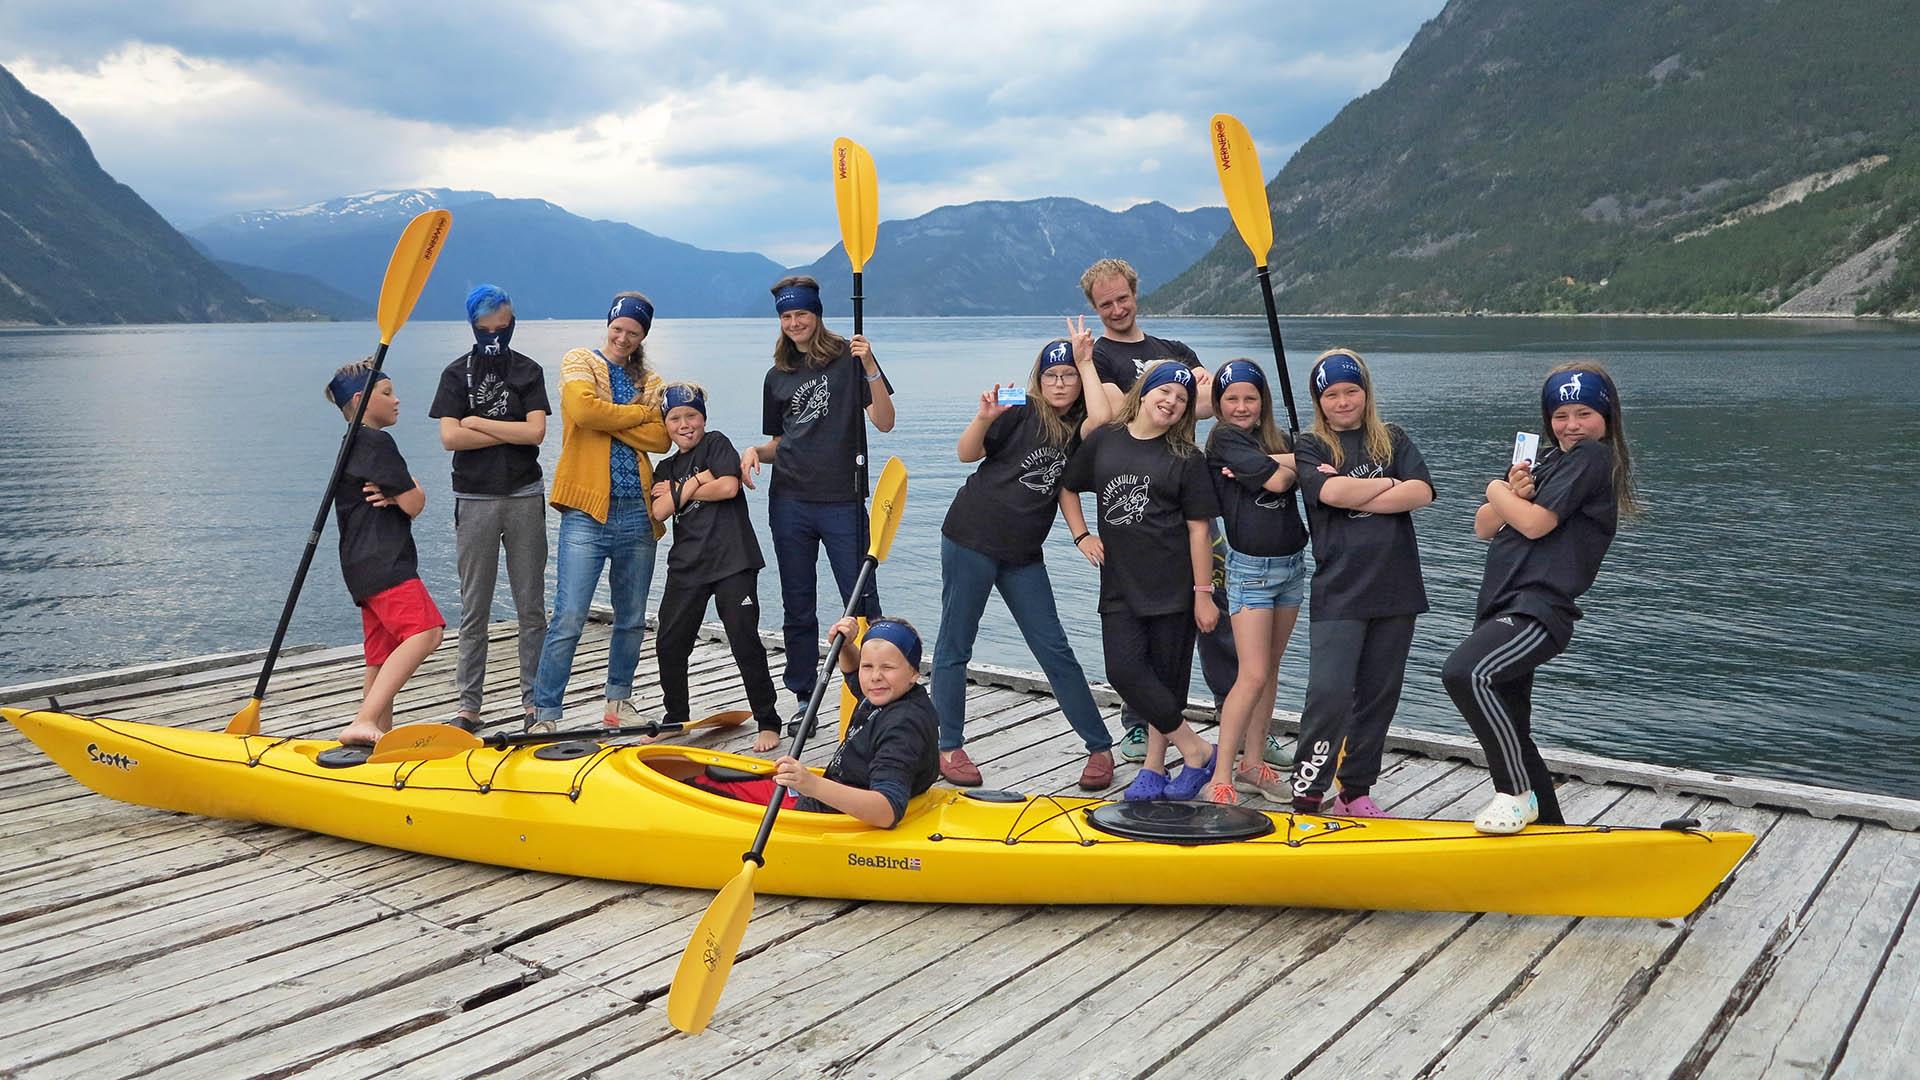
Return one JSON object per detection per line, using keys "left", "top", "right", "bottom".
{"left": 1016, "top": 447, "right": 1067, "bottom": 493}
{"left": 1101, "top": 473, "right": 1152, "bottom": 526}
{"left": 790, "top": 375, "right": 831, "bottom": 426}
{"left": 1345, "top": 462, "right": 1384, "bottom": 519}
{"left": 1254, "top": 490, "right": 1285, "bottom": 510}
{"left": 473, "top": 373, "right": 510, "bottom": 418}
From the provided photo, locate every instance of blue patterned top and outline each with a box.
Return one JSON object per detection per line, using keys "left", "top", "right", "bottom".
{"left": 601, "top": 352, "right": 645, "bottom": 498}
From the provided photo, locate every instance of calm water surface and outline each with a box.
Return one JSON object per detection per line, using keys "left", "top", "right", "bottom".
{"left": 2, "top": 316, "right": 1916, "bottom": 796}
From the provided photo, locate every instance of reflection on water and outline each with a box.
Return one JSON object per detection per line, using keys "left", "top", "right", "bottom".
{"left": 1, "top": 316, "right": 1916, "bottom": 796}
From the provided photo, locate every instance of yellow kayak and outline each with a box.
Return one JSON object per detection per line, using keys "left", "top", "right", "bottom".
{"left": 5, "top": 707, "right": 1752, "bottom": 918}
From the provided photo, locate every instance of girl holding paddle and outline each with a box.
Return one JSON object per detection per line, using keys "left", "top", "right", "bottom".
{"left": 740, "top": 276, "right": 895, "bottom": 736}
{"left": 525, "top": 293, "right": 669, "bottom": 734}
{"left": 1289, "top": 349, "right": 1435, "bottom": 816}
{"left": 1061, "top": 359, "right": 1221, "bottom": 801}
{"left": 1446, "top": 363, "right": 1636, "bottom": 833}
{"left": 931, "top": 321, "right": 1115, "bottom": 790}
{"left": 1203, "top": 359, "right": 1308, "bottom": 805}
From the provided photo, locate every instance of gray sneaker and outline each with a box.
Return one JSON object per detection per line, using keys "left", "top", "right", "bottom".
{"left": 522, "top": 716, "right": 556, "bottom": 736}
{"left": 1118, "top": 726, "right": 1150, "bottom": 764}
{"left": 1263, "top": 732, "right": 1289, "bottom": 768}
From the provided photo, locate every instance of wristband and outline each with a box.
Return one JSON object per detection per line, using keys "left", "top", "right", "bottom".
{"left": 1193, "top": 585, "right": 1214, "bottom": 593}
{"left": 864, "top": 369, "right": 882, "bottom": 382}
{"left": 1073, "top": 532, "right": 1091, "bottom": 544}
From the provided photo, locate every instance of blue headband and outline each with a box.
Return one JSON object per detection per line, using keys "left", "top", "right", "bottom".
{"left": 607, "top": 295, "right": 654, "bottom": 333}
{"left": 1038, "top": 339, "right": 1075, "bottom": 371}
{"left": 773, "top": 284, "right": 824, "bottom": 316}
{"left": 466, "top": 283, "right": 510, "bottom": 323}
{"left": 1543, "top": 370, "right": 1611, "bottom": 415}
{"left": 862, "top": 618, "right": 922, "bottom": 670}
{"left": 326, "top": 368, "right": 389, "bottom": 409}
{"left": 1215, "top": 360, "right": 1267, "bottom": 395}
{"left": 1312, "top": 353, "right": 1365, "bottom": 396}
{"left": 663, "top": 385, "right": 706, "bottom": 417}
{"left": 1139, "top": 361, "right": 1194, "bottom": 398}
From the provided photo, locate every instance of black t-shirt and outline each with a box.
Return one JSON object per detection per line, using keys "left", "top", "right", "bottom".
{"left": 1062, "top": 425, "right": 1219, "bottom": 616}
{"left": 1207, "top": 425, "right": 1308, "bottom": 557}
{"left": 1092, "top": 334, "right": 1201, "bottom": 393}
{"left": 658, "top": 431, "right": 764, "bottom": 586}
{"left": 427, "top": 348, "right": 551, "bottom": 496}
{"left": 941, "top": 406, "right": 1084, "bottom": 565}
{"left": 1293, "top": 425, "right": 1432, "bottom": 621}
{"left": 1476, "top": 439, "right": 1618, "bottom": 647}
{"left": 331, "top": 427, "right": 419, "bottom": 605}
{"left": 762, "top": 346, "right": 891, "bottom": 503}
{"left": 797, "top": 682, "right": 939, "bottom": 826}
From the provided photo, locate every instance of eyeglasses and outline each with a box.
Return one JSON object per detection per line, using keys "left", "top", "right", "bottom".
{"left": 1039, "top": 370, "right": 1080, "bottom": 385}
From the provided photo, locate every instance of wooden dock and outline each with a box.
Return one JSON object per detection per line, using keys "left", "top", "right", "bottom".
{"left": 4, "top": 618, "right": 1918, "bottom": 1078}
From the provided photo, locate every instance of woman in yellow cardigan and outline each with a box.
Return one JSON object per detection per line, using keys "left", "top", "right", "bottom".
{"left": 526, "top": 292, "right": 670, "bottom": 733}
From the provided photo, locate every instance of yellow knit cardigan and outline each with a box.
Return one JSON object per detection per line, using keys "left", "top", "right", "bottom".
{"left": 547, "top": 347, "right": 670, "bottom": 537}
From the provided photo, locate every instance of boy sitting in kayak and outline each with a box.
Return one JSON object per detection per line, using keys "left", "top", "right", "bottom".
{"left": 324, "top": 360, "right": 446, "bottom": 746}
{"left": 648, "top": 382, "right": 782, "bottom": 750}
{"left": 691, "top": 615, "right": 938, "bottom": 828}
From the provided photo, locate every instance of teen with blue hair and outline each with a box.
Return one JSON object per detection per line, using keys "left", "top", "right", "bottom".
{"left": 427, "top": 284, "right": 550, "bottom": 732}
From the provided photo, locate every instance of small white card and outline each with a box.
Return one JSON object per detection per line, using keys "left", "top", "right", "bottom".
{"left": 1512, "top": 431, "right": 1540, "bottom": 467}
{"left": 996, "top": 386, "right": 1028, "bottom": 406}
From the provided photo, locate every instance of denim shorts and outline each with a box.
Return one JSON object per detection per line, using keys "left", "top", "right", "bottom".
{"left": 1225, "top": 547, "right": 1306, "bottom": 613}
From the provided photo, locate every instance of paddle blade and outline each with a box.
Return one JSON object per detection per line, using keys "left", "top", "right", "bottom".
{"left": 225, "top": 699, "right": 261, "bottom": 736}
{"left": 1210, "top": 113, "right": 1273, "bottom": 268}
{"left": 694, "top": 709, "right": 754, "bottom": 730}
{"left": 375, "top": 209, "right": 453, "bottom": 345}
{"left": 833, "top": 138, "right": 879, "bottom": 272}
{"left": 668, "top": 860, "right": 759, "bottom": 1034}
{"left": 366, "top": 721, "right": 483, "bottom": 764}
{"left": 865, "top": 456, "right": 908, "bottom": 562}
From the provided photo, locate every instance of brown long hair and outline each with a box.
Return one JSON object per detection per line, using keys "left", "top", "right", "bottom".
{"left": 1114, "top": 359, "right": 1199, "bottom": 457}
{"left": 1305, "top": 348, "right": 1393, "bottom": 471}
{"left": 1544, "top": 360, "right": 1641, "bottom": 518}
{"left": 1025, "top": 340, "right": 1086, "bottom": 450}
{"left": 606, "top": 290, "right": 652, "bottom": 394}
{"left": 770, "top": 275, "right": 849, "bottom": 372}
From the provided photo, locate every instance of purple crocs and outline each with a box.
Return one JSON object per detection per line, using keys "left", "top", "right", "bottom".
{"left": 1328, "top": 792, "right": 1386, "bottom": 818}
{"left": 1121, "top": 769, "right": 1169, "bottom": 801}
{"left": 1162, "top": 748, "right": 1219, "bottom": 801}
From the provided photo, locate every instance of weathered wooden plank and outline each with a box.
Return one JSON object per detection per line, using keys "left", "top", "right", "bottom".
{"left": 1567, "top": 811, "right": 1857, "bottom": 1078}
{"left": 1830, "top": 860, "right": 1920, "bottom": 1079}
{"left": 1695, "top": 825, "right": 1920, "bottom": 1078}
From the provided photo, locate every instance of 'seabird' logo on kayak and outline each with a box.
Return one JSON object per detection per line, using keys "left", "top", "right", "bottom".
{"left": 848, "top": 853, "right": 921, "bottom": 871}
{"left": 86, "top": 743, "right": 136, "bottom": 771}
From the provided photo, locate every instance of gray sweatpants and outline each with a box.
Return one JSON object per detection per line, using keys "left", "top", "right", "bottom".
{"left": 1289, "top": 615, "right": 1417, "bottom": 806}
{"left": 453, "top": 495, "right": 548, "bottom": 713}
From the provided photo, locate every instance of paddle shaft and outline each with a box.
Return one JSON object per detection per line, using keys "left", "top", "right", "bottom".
{"left": 852, "top": 273, "right": 873, "bottom": 501}
{"left": 485, "top": 719, "right": 687, "bottom": 750}
{"left": 1254, "top": 266, "right": 1301, "bottom": 432}
{"left": 742, "top": 554, "right": 876, "bottom": 863}
{"left": 246, "top": 339, "right": 393, "bottom": 703}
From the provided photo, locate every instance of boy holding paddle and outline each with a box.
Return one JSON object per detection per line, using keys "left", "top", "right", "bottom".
{"left": 323, "top": 360, "right": 446, "bottom": 746}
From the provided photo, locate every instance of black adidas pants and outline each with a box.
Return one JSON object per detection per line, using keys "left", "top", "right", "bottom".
{"left": 656, "top": 568, "right": 781, "bottom": 732}
{"left": 1441, "top": 615, "right": 1567, "bottom": 825}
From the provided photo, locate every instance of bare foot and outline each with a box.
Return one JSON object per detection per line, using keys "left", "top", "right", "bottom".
{"left": 753, "top": 730, "right": 781, "bottom": 753}
{"left": 337, "top": 720, "right": 387, "bottom": 747}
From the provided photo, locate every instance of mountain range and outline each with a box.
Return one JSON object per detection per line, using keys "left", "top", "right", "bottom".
{"left": 1152, "top": 0, "right": 1920, "bottom": 316}
{"left": 0, "top": 64, "right": 275, "bottom": 325}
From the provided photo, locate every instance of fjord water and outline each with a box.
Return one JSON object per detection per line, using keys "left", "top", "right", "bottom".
{"left": 2, "top": 316, "right": 1915, "bottom": 797}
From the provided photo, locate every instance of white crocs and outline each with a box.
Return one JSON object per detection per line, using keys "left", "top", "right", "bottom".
{"left": 1473, "top": 790, "right": 1539, "bottom": 835}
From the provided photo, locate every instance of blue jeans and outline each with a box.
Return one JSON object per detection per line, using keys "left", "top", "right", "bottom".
{"left": 530, "top": 500, "right": 658, "bottom": 721}
{"left": 1225, "top": 546, "right": 1307, "bottom": 613}
{"left": 932, "top": 536, "right": 1112, "bottom": 753}
{"left": 769, "top": 497, "right": 880, "bottom": 701}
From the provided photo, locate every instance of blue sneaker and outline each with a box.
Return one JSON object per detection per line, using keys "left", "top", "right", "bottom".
{"left": 1118, "top": 726, "right": 1151, "bottom": 764}
{"left": 1163, "top": 748, "right": 1219, "bottom": 801}
{"left": 1121, "top": 769, "right": 1168, "bottom": 801}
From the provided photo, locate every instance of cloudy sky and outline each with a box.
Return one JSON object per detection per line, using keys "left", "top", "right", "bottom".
{"left": 3, "top": 1, "right": 1444, "bottom": 264}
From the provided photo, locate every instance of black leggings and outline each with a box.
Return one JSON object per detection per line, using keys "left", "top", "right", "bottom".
{"left": 1101, "top": 609, "right": 1197, "bottom": 735}
{"left": 1441, "top": 615, "right": 1566, "bottom": 825}
{"left": 656, "top": 568, "right": 781, "bottom": 731}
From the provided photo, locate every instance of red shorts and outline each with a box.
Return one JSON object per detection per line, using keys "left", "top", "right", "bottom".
{"left": 688, "top": 775, "right": 799, "bottom": 810}
{"left": 360, "top": 578, "right": 445, "bottom": 666}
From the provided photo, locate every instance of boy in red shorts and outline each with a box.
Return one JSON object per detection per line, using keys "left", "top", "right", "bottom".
{"left": 324, "top": 359, "right": 446, "bottom": 746}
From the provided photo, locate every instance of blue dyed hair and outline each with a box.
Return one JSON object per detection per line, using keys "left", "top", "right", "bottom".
{"left": 466, "top": 283, "right": 511, "bottom": 323}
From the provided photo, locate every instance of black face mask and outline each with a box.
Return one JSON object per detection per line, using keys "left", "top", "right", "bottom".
{"left": 472, "top": 318, "right": 515, "bottom": 357}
